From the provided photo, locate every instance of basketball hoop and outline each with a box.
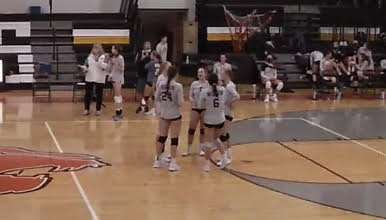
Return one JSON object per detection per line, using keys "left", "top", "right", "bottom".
{"left": 223, "top": 5, "right": 276, "bottom": 52}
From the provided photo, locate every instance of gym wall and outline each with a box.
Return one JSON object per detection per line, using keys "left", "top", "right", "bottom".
{"left": 0, "top": 0, "right": 121, "bottom": 13}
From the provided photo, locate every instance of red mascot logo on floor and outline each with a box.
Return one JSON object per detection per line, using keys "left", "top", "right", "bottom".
{"left": 0, "top": 147, "right": 110, "bottom": 195}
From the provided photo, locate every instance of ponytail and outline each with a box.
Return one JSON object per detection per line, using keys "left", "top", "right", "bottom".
{"left": 208, "top": 73, "right": 219, "bottom": 97}
{"left": 166, "top": 65, "right": 178, "bottom": 93}
{"left": 166, "top": 78, "right": 171, "bottom": 93}
{"left": 212, "top": 83, "right": 218, "bottom": 97}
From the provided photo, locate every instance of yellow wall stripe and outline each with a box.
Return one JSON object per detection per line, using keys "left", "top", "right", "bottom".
{"left": 73, "top": 36, "right": 130, "bottom": 45}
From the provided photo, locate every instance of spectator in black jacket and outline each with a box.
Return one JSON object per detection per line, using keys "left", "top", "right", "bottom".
{"left": 135, "top": 41, "right": 152, "bottom": 113}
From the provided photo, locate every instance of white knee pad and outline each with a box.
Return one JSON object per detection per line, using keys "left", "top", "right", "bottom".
{"left": 331, "top": 77, "right": 337, "bottom": 83}
{"left": 265, "top": 81, "right": 272, "bottom": 89}
{"left": 114, "top": 96, "right": 123, "bottom": 104}
{"left": 276, "top": 82, "right": 284, "bottom": 91}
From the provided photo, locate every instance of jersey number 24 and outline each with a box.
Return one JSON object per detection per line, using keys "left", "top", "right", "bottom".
{"left": 161, "top": 92, "right": 172, "bottom": 101}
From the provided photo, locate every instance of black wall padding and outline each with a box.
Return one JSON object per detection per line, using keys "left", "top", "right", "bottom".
{"left": 227, "top": 53, "right": 258, "bottom": 84}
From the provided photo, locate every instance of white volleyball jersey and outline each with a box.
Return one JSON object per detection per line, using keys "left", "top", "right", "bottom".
{"left": 199, "top": 86, "right": 226, "bottom": 125}
{"left": 224, "top": 81, "right": 240, "bottom": 117}
{"left": 155, "top": 80, "right": 184, "bottom": 120}
{"left": 189, "top": 80, "right": 209, "bottom": 109}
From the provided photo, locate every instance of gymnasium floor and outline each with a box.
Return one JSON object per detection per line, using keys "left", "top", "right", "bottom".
{"left": 0, "top": 90, "right": 385, "bottom": 220}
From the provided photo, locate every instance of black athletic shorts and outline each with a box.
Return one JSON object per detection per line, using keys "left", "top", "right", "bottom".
{"left": 204, "top": 122, "right": 225, "bottom": 129}
{"left": 192, "top": 108, "right": 205, "bottom": 114}
{"left": 162, "top": 115, "right": 182, "bottom": 121}
{"left": 225, "top": 115, "right": 234, "bottom": 122}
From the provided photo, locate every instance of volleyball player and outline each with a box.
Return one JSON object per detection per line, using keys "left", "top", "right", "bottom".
{"left": 155, "top": 61, "right": 171, "bottom": 89}
{"left": 108, "top": 45, "right": 125, "bottom": 121}
{"left": 199, "top": 74, "right": 230, "bottom": 172}
{"left": 219, "top": 70, "right": 240, "bottom": 163}
{"left": 182, "top": 67, "right": 209, "bottom": 157}
{"left": 142, "top": 51, "right": 161, "bottom": 115}
{"left": 155, "top": 61, "right": 171, "bottom": 162}
{"left": 153, "top": 66, "right": 184, "bottom": 171}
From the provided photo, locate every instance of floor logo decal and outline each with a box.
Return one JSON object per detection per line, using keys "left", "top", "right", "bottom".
{"left": 0, "top": 147, "right": 110, "bottom": 195}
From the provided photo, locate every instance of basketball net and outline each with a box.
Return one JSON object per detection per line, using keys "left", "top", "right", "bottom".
{"left": 223, "top": 5, "right": 276, "bottom": 52}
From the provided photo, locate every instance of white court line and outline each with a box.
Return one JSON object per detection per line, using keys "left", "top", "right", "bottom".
{"left": 0, "top": 120, "right": 159, "bottom": 124}
{"left": 4, "top": 117, "right": 287, "bottom": 124}
{"left": 248, "top": 117, "right": 300, "bottom": 121}
{"left": 44, "top": 122, "right": 99, "bottom": 220}
{"left": 299, "top": 118, "right": 386, "bottom": 157}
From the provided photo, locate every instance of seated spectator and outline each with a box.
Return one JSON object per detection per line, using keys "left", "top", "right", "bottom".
{"left": 213, "top": 54, "right": 232, "bottom": 80}
{"left": 331, "top": 41, "right": 348, "bottom": 75}
{"left": 260, "top": 54, "right": 283, "bottom": 103}
{"left": 321, "top": 51, "right": 341, "bottom": 94}
{"left": 347, "top": 56, "right": 363, "bottom": 92}
{"left": 358, "top": 42, "right": 374, "bottom": 71}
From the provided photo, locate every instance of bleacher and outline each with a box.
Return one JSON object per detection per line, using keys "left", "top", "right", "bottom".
{"left": 1, "top": 0, "right": 142, "bottom": 90}
{"left": 190, "top": 0, "right": 386, "bottom": 87}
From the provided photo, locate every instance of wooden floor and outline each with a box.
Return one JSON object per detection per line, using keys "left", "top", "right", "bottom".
{"left": 0, "top": 90, "right": 385, "bottom": 220}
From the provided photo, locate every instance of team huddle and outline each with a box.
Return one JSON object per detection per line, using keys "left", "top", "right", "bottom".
{"left": 152, "top": 64, "right": 240, "bottom": 172}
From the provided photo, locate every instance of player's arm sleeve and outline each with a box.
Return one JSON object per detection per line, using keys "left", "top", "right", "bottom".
{"left": 97, "top": 55, "right": 108, "bottom": 70}
{"left": 177, "top": 85, "right": 184, "bottom": 107}
{"left": 116, "top": 57, "right": 125, "bottom": 72}
{"left": 261, "top": 69, "right": 268, "bottom": 79}
{"left": 229, "top": 85, "right": 240, "bottom": 102}
{"left": 198, "top": 91, "right": 206, "bottom": 109}
{"left": 213, "top": 63, "right": 218, "bottom": 75}
{"left": 155, "top": 87, "right": 162, "bottom": 102}
{"left": 156, "top": 44, "right": 161, "bottom": 54}
{"left": 189, "top": 83, "right": 194, "bottom": 102}
{"left": 273, "top": 69, "right": 278, "bottom": 79}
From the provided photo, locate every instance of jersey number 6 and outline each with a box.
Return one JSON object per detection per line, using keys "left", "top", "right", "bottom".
{"left": 213, "top": 98, "right": 219, "bottom": 108}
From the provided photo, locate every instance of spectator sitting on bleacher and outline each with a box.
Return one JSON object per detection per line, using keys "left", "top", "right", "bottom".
{"left": 332, "top": 41, "right": 349, "bottom": 75}
{"left": 347, "top": 40, "right": 360, "bottom": 59}
{"left": 357, "top": 43, "right": 374, "bottom": 70}
{"left": 261, "top": 54, "right": 283, "bottom": 103}
{"left": 321, "top": 51, "right": 341, "bottom": 94}
{"left": 358, "top": 42, "right": 374, "bottom": 71}
{"left": 347, "top": 56, "right": 363, "bottom": 92}
{"left": 213, "top": 54, "right": 232, "bottom": 80}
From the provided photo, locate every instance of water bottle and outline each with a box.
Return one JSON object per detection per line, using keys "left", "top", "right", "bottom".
{"left": 252, "top": 84, "right": 256, "bottom": 99}
{"left": 381, "top": 90, "right": 385, "bottom": 100}
{"left": 186, "top": 55, "right": 190, "bottom": 64}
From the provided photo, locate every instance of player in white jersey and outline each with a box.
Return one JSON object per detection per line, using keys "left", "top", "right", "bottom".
{"left": 219, "top": 70, "right": 240, "bottom": 163}
{"left": 198, "top": 73, "right": 230, "bottom": 172}
{"left": 107, "top": 45, "right": 125, "bottom": 121}
{"left": 154, "top": 61, "right": 171, "bottom": 162}
{"left": 153, "top": 66, "right": 184, "bottom": 172}
{"left": 155, "top": 61, "right": 171, "bottom": 89}
{"left": 182, "top": 67, "right": 209, "bottom": 157}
